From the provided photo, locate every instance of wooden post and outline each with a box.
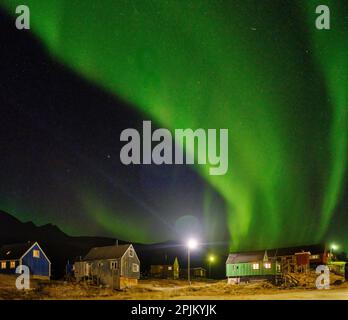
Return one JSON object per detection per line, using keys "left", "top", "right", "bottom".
{"left": 112, "top": 267, "right": 115, "bottom": 291}
{"left": 188, "top": 248, "right": 191, "bottom": 285}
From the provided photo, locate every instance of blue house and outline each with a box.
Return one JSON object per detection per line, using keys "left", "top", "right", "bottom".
{"left": 0, "top": 241, "right": 51, "bottom": 279}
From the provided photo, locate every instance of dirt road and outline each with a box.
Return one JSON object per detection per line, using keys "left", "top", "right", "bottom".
{"left": 174, "top": 287, "right": 348, "bottom": 300}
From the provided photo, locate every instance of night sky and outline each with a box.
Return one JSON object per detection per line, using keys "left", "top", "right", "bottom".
{"left": 0, "top": 1, "right": 347, "bottom": 252}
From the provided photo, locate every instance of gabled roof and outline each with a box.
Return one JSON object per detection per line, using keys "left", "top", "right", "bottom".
{"left": 226, "top": 244, "right": 327, "bottom": 264}
{"left": 84, "top": 244, "right": 132, "bottom": 261}
{"left": 150, "top": 256, "right": 179, "bottom": 267}
{"left": 226, "top": 251, "right": 266, "bottom": 264}
{"left": 0, "top": 242, "right": 35, "bottom": 260}
{"left": 267, "top": 244, "right": 327, "bottom": 257}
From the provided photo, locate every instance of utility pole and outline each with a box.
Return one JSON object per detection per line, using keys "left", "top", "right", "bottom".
{"left": 188, "top": 247, "right": 191, "bottom": 285}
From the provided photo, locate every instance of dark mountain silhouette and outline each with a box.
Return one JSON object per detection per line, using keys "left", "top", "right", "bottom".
{"left": 0, "top": 210, "right": 120, "bottom": 277}
{"left": 0, "top": 211, "right": 215, "bottom": 278}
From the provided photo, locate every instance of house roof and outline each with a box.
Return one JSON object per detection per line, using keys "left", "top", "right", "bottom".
{"left": 181, "top": 267, "right": 207, "bottom": 271}
{"left": 150, "top": 264, "right": 173, "bottom": 267}
{"left": 84, "top": 244, "right": 132, "bottom": 261}
{"left": 267, "top": 244, "right": 327, "bottom": 257}
{"left": 226, "top": 244, "right": 327, "bottom": 264}
{"left": 226, "top": 251, "right": 266, "bottom": 264}
{"left": 0, "top": 242, "right": 34, "bottom": 260}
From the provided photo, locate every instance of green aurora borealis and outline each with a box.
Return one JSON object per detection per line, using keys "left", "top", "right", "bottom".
{"left": 2, "top": 0, "right": 348, "bottom": 250}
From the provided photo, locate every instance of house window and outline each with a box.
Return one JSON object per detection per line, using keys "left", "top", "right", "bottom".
{"left": 252, "top": 263, "right": 259, "bottom": 270}
{"left": 129, "top": 248, "right": 134, "bottom": 257}
{"left": 1, "top": 261, "right": 6, "bottom": 269}
{"left": 264, "top": 263, "right": 271, "bottom": 269}
{"left": 132, "top": 263, "right": 139, "bottom": 272}
{"left": 33, "top": 250, "right": 40, "bottom": 258}
{"left": 168, "top": 266, "right": 172, "bottom": 271}
{"left": 110, "top": 261, "right": 118, "bottom": 270}
{"left": 10, "top": 261, "right": 16, "bottom": 269}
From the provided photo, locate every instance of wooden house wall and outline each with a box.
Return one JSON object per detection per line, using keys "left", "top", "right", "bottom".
{"left": 173, "top": 259, "right": 179, "bottom": 279}
{"left": 74, "top": 261, "right": 89, "bottom": 280}
{"left": 21, "top": 243, "right": 50, "bottom": 278}
{"left": 0, "top": 260, "right": 19, "bottom": 274}
{"left": 121, "top": 247, "right": 140, "bottom": 279}
{"left": 88, "top": 258, "right": 121, "bottom": 288}
{"left": 226, "top": 261, "right": 279, "bottom": 277}
{"left": 150, "top": 265, "right": 175, "bottom": 279}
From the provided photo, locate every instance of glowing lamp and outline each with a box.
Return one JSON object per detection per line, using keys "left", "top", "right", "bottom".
{"left": 187, "top": 238, "right": 198, "bottom": 250}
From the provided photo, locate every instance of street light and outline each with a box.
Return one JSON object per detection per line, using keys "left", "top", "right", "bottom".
{"left": 208, "top": 255, "right": 215, "bottom": 279}
{"left": 187, "top": 238, "right": 198, "bottom": 285}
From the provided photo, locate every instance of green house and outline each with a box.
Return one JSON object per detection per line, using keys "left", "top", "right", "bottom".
{"left": 226, "top": 250, "right": 281, "bottom": 283}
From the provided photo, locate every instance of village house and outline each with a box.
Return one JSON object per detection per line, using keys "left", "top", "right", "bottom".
{"left": 226, "top": 243, "right": 330, "bottom": 284}
{"left": 150, "top": 257, "right": 179, "bottom": 279}
{"left": 226, "top": 250, "right": 281, "bottom": 284}
{"left": 74, "top": 243, "right": 140, "bottom": 290}
{"left": 180, "top": 267, "right": 207, "bottom": 279}
{"left": 0, "top": 241, "right": 51, "bottom": 279}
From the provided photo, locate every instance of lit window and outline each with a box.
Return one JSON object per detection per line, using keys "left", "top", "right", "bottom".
{"left": 264, "top": 263, "right": 271, "bottom": 269}
{"left": 1, "top": 262, "right": 6, "bottom": 269}
{"left": 129, "top": 248, "right": 134, "bottom": 257}
{"left": 33, "top": 250, "right": 40, "bottom": 258}
{"left": 168, "top": 266, "right": 172, "bottom": 271}
{"left": 132, "top": 263, "right": 139, "bottom": 272}
{"left": 252, "top": 263, "right": 259, "bottom": 270}
{"left": 10, "top": 261, "right": 16, "bottom": 269}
